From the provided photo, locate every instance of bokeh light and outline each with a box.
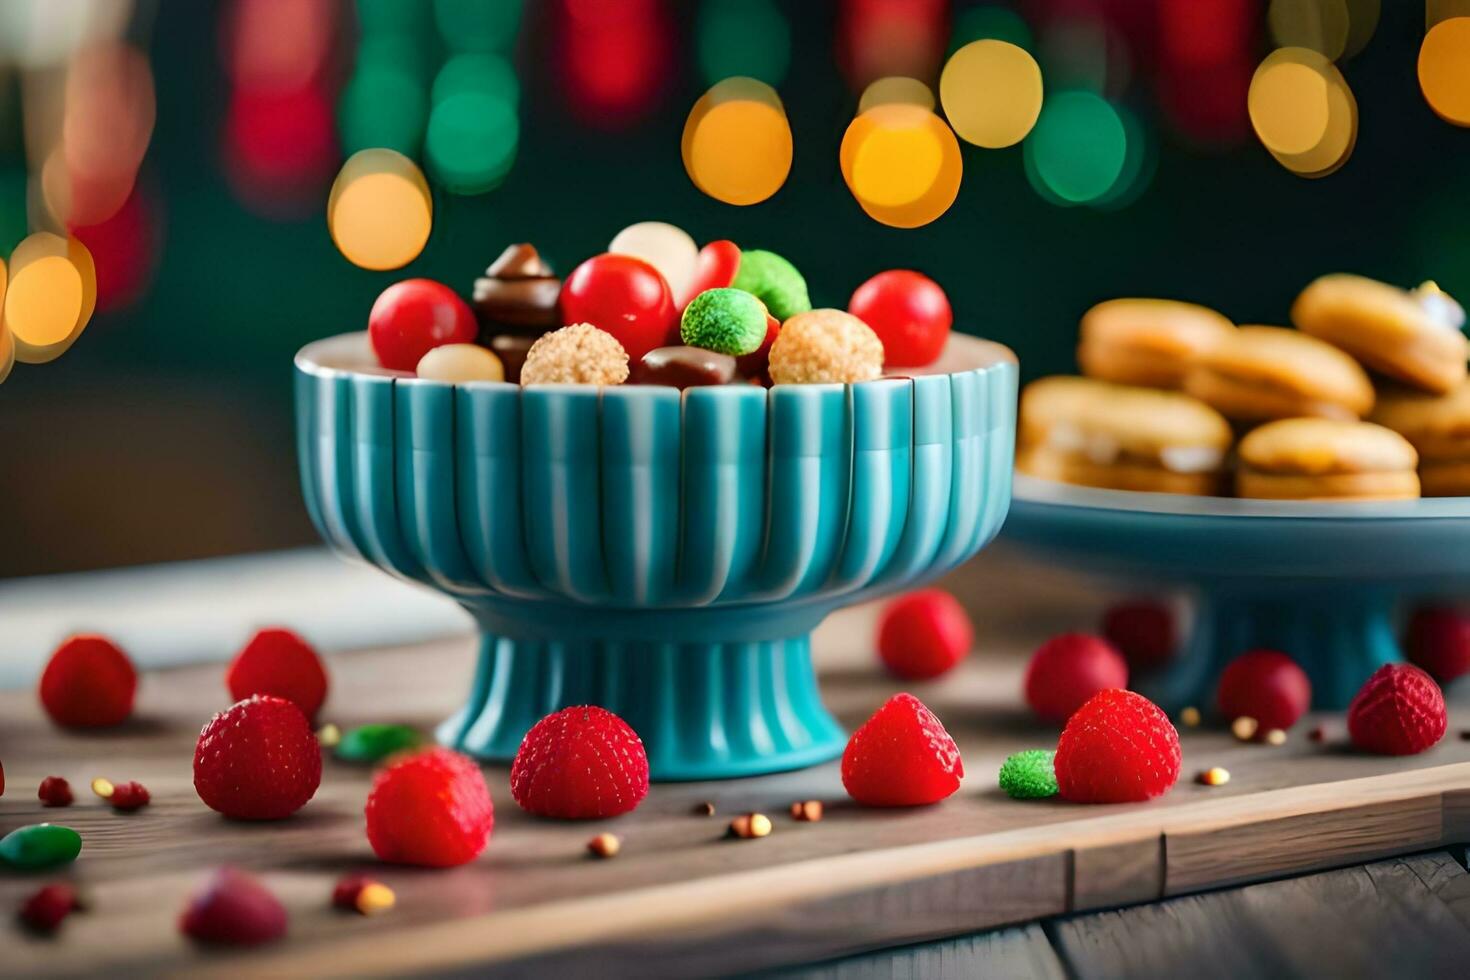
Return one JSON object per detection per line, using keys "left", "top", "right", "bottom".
{"left": 327, "top": 149, "right": 432, "bottom": 270}
{"left": 838, "top": 0, "right": 948, "bottom": 91}
{"left": 0, "top": 259, "right": 10, "bottom": 384}
{"left": 222, "top": 0, "right": 334, "bottom": 94}
{"left": 697, "top": 0, "right": 790, "bottom": 86}
{"left": 682, "top": 78, "right": 793, "bottom": 206}
{"left": 1248, "top": 46, "right": 1357, "bottom": 175}
{"left": 1093, "top": 105, "right": 1158, "bottom": 210}
{"left": 71, "top": 182, "right": 159, "bottom": 311}
{"left": 57, "top": 40, "right": 155, "bottom": 227}
{"left": 432, "top": 52, "right": 518, "bottom": 106}
{"left": 949, "top": 5, "right": 1033, "bottom": 53}
{"left": 940, "top": 40, "right": 1044, "bottom": 148}
{"left": 1022, "top": 91, "right": 1127, "bottom": 205}
{"left": 859, "top": 77, "right": 934, "bottom": 113}
{"left": 840, "top": 103, "right": 962, "bottom": 228}
{"left": 559, "top": 0, "right": 672, "bottom": 125}
{"left": 1267, "top": 0, "right": 1352, "bottom": 61}
{"left": 425, "top": 92, "right": 519, "bottom": 194}
{"left": 225, "top": 86, "right": 337, "bottom": 217}
{"left": 1158, "top": 0, "right": 1254, "bottom": 144}
{"left": 434, "top": 0, "right": 522, "bottom": 54}
{"left": 1271, "top": 61, "right": 1356, "bottom": 176}
{"left": 1419, "top": 17, "right": 1470, "bottom": 127}
{"left": 338, "top": 36, "right": 428, "bottom": 157}
{"left": 5, "top": 232, "right": 97, "bottom": 364}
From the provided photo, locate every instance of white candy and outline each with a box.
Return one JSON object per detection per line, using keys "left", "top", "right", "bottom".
{"left": 608, "top": 221, "right": 698, "bottom": 302}
{"left": 1414, "top": 281, "right": 1466, "bottom": 332}
{"left": 416, "top": 344, "right": 506, "bottom": 383}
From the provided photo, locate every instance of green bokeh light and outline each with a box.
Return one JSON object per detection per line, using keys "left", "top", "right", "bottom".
{"left": 432, "top": 52, "right": 519, "bottom": 107}
{"left": 0, "top": 169, "right": 26, "bottom": 255}
{"left": 1094, "top": 104, "right": 1156, "bottom": 211}
{"left": 433, "top": 0, "right": 522, "bottom": 54}
{"left": 425, "top": 92, "right": 519, "bottom": 194}
{"left": 355, "top": 0, "right": 422, "bottom": 35}
{"left": 338, "top": 63, "right": 428, "bottom": 157}
{"left": 697, "top": 0, "right": 791, "bottom": 86}
{"left": 950, "top": 6, "right": 1034, "bottom": 53}
{"left": 1023, "top": 91, "right": 1127, "bottom": 205}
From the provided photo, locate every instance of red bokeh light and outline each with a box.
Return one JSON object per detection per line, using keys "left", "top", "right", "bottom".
{"left": 558, "top": 0, "right": 672, "bottom": 126}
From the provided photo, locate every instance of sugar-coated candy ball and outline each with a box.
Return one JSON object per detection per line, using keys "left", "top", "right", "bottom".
{"left": 1217, "top": 649, "right": 1311, "bottom": 731}
{"left": 680, "top": 287, "right": 770, "bottom": 356}
{"left": 1023, "top": 633, "right": 1128, "bottom": 724}
{"left": 559, "top": 253, "right": 676, "bottom": 362}
{"left": 876, "top": 588, "right": 974, "bottom": 679}
{"left": 609, "top": 221, "right": 699, "bottom": 305}
{"left": 998, "top": 749, "right": 1058, "bottom": 800}
{"left": 848, "top": 270, "right": 952, "bottom": 368}
{"left": 632, "top": 346, "right": 737, "bottom": 388}
{"left": 416, "top": 343, "right": 506, "bottom": 383}
{"left": 1101, "top": 599, "right": 1176, "bottom": 673}
{"left": 1406, "top": 605, "right": 1470, "bottom": 684}
{"left": 367, "top": 750, "right": 493, "bottom": 866}
{"left": 369, "top": 278, "right": 478, "bottom": 372}
{"left": 731, "top": 249, "right": 811, "bottom": 321}
{"left": 520, "top": 323, "right": 630, "bottom": 386}
{"left": 768, "top": 309, "right": 884, "bottom": 385}
{"left": 678, "top": 239, "right": 742, "bottom": 308}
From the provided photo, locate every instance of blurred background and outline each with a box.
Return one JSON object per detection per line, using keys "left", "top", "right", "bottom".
{"left": 1, "top": 0, "right": 1465, "bottom": 577}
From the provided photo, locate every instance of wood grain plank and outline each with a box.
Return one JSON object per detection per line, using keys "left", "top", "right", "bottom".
{"left": 770, "top": 923, "right": 1066, "bottom": 980}
{"left": 1071, "top": 836, "right": 1162, "bottom": 912}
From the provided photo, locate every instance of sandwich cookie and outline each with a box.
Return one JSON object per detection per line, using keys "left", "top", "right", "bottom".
{"left": 1370, "top": 379, "right": 1470, "bottom": 496}
{"left": 1235, "top": 418, "right": 1419, "bottom": 501}
{"left": 1184, "top": 325, "right": 1374, "bottom": 422}
{"left": 1077, "top": 298, "right": 1234, "bottom": 389}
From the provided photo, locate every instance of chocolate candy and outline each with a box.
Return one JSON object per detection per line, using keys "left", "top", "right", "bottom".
{"left": 490, "top": 335, "right": 535, "bottom": 384}
{"left": 632, "top": 346, "right": 737, "bottom": 389}
{"left": 472, "top": 243, "right": 562, "bottom": 337}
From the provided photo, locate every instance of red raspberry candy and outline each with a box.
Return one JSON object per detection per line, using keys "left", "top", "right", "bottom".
{"left": 1347, "top": 663, "right": 1447, "bottom": 756}
{"left": 180, "top": 867, "right": 287, "bottom": 946}
{"left": 227, "top": 627, "right": 329, "bottom": 720}
{"left": 1023, "top": 633, "right": 1128, "bottom": 724}
{"left": 877, "top": 588, "right": 974, "bottom": 680}
{"left": 19, "top": 883, "right": 79, "bottom": 933}
{"left": 38, "top": 776, "right": 73, "bottom": 807}
{"left": 1101, "top": 600, "right": 1176, "bottom": 672}
{"left": 108, "top": 780, "right": 151, "bottom": 812}
{"left": 39, "top": 634, "right": 137, "bottom": 728}
{"left": 366, "top": 747, "right": 494, "bottom": 867}
{"left": 193, "top": 695, "right": 322, "bottom": 820}
{"left": 1055, "top": 689, "right": 1181, "bottom": 804}
{"left": 1405, "top": 605, "right": 1470, "bottom": 684}
{"left": 511, "top": 706, "right": 650, "bottom": 820}
{"left": 1217, "top": 649, "right": 1311, "bottom": 731}
{"left": 842, "top": 693, "right": 964, "bottom": 807}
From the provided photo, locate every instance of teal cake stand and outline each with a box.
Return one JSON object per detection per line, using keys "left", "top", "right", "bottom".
{"left": 295, "top": 332, "right": 1017, "bottom": 780}
{"left": 1004, "top": 475, "right": 1470, "bottom": 713}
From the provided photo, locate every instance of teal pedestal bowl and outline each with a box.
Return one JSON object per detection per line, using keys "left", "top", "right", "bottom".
{"left": 1004, "top": 476, "right": 1470, "bottom": 713}
{"left": 295, "top": 333, "right": 1017, "bottom": 780}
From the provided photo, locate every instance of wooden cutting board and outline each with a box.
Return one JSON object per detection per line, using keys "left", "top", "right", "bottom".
{"left": 3, "top": 547, "right": 1469, "bottom": 979}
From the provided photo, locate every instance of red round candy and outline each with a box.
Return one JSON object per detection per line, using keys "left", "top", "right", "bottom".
{"left": 227, "top": 627, "right": 329, "bottom": 721}
{"left": 678, "top": 239, "right": 741, "bottom": 309}
{"left": 1348, "top": 663, "right": 1446, "bottom": 756}
{"left": 368, "top": 278, "right": 477, "bottom": 371}
{"left": 1023, "top": 633, "right": 1128, "bottom": 724}
{"left": 848, "top": 269, "right": 952, "bottom": 368}
{"left": 1101, "top": 599, "right": 1176, "bottom": 672}
{"left": 194, "top": 695, "right": 322, "bottom": 820}
{"left": 367, "top": 747, "right": 494, "bottom": 866}
{"left": 40, "top": 634, "right": 137, "bottom": 729}
{"left": 559, "top": 253, "right": 677, "bottom": 361}
{"left": 876, "top": 589, "right": 974, "bottom": 680}
{"left": 1405, "top": 605, "right": 1470, "bottom": 684}
{"left": 1216, "top": 649, "right": 1311, "bottom": 731}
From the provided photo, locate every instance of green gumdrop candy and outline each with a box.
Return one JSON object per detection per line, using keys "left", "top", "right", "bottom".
{"left": 0, "top": 823, "right": 82, "bottom": 869}
{"left": 336, "top": 723, "right": 425, "bottom": 763}
{"left": 680, "top": 287, "right": 769, "bottom": 356}
{"left": 998, "top": 749, "right": 1058, "bottom": 800}
{"left": 730, "top": 249, "right": 811, "bottom": 322}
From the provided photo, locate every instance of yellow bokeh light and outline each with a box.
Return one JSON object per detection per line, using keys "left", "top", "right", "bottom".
{"left": 1419, "top": 17, "right": 1470, "bottom": 127}
{"left": 6, "top": 233, "right": 96, "bottom": 365}
{"left": 1272, "top": 67, "right": 1357, "bottom": 177}
{"left": 681, "top": 77, "right": 793, "bottom": 206}
{"left": 1268, "top": 0, "right": 1351, "bottom": 61}
{"left": 938, "top": 39, "right": 1043, "bottom": 149}
{"left": 858, "top": 76, "right": 934, "bottom": 113}
{"left": 1428, "top": 1, "right": 1470, "bottom": 29}
{"left": 840, "top": 104, "right": 962, "bottom": 228}
{"left": 1248, "top": 48, "right": 1333, "bottom": 156}
{"left": 327, "top": 149, "right": 433, "bottom": 271}
{"left": 0, "top": 258, "right": 11, "bottom": 384}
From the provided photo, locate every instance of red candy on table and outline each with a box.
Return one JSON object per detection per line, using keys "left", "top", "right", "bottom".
{"left": 876, "top": 588, "right": 974, "bottom": 680}
{"left": 39, "top": 634, "right": 137, "bottom": 729}
{"left": 1216, "top": 649, "right": 1311, "bottom": 731}
{"left": 227, "top": 627, "right": 329, "bottom": 721}
{"left": 559, "top": 253, "right": 677, "bottom": 362}
{"left": 510, "top": 705, "right": 650, "bottom": 820}
{"left": 847, "top": 269, "right": 952, "bottom": 368}
{"left": 1100, "top": 599, "right": 1176, "bottom": 672}
{"left": 368, "top": 278, "right": 477, "bottom": 372}
{"left": 19, "top": 883, "right": 80, "bottom": 933}
{"left": 179, "top": 867, "right": 287, "bottom": 946}
{"left": 366, "top": 747, "right": 494, "bottom": 867}
{"left": 841, "top": 693, "right": 964, "bottom": 807}
{"left": 1405, "top": 605, "right": 1470, "bottom": 684}
{"left": 678, "top": 239, "right": 742, "bottom": 309}
{"left": 1055, "top": 689, "right": 1181, "bottom": 804}
{"left": 1347, "top": 663, "right": 1447, "bottom": 756}
{"left": 1023, "top": 633, "right": 1129, "bottom": 724}
{"left": 193, "top": 695, "right": 322, "bottom": 820}
{"left": 38, "top": 776, "right": 73, "bottom": 807}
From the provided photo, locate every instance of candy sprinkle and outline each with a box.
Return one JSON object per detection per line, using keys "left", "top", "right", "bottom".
{"left": 728, "top": 813, "right": 772, "bottom": 839}
{"left": 1179, "top": 706, "right": 1202, "bottom": 728}
{"left": 1264, "top": 728, "right": 1288, "bottom": 746}
{"left": 693, "top": 801, "right": 716, "bottom": 817}
{"left": 587, "top": 833, "right": 621, "bottom": 859}
{"left": 91, "top": 776, "right": 114, "bottom": 799}
{"left": 317, "top": 723, "right": 342, "bottom": 748}
{"left": 789, "top": 800, "right": 824, "bottom": 822}
{"left": 1196, "top": 766, "right": 1231, "bottom": 787}
{"left": 1231, "top": 716, "right": 1260, "bottom": 742}
{"left": 332, "top": 874, "right": 396, "bottom": 916}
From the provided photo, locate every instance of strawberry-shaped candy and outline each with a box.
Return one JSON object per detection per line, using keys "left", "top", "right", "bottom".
{"left": 841, "top": 693, "right": 963, "bottom": 807}
{"left": 1054, "top": 689, "right": 1181, "bottom": 804}
{"left": 510, "top": 706, "right": 649, "bottom": 820}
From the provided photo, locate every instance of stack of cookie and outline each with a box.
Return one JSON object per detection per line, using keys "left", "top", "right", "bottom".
{"left": 1018, "top": 275, "right": 1470, "bottom": 501}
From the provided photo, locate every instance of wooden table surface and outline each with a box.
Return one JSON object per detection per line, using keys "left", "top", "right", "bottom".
{"left": 3, "top": 545, "right": 1469, "bottom": 979}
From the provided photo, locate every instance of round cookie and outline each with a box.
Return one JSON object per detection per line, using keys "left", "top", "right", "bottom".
{"left": 1370, "top": 379, "right": 1470, "bottom": 496}
{"left": 1235, "top": 418, "right": 1419, "bottom": 501}
{"left": 1292, "top": 275, "right": 1468, "bottom": 394}
{"left": 1183, "top": 325, "right": 1374, "bottom": 422}
{"left": 1077, "top": 299, "right": 1235, "bottom": 389}
{"left": 1018, "top": 376, "right": 1233, "bottom": 496}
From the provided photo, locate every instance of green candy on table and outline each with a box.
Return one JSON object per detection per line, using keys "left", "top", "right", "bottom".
{"left": 680, "top": 287, "right": 769, "bottom": 356}
{"left": 998, "top": 749, "right": 1058, "bottom": 800}
{"left": 0, "top": 824, "right": 82, "bottom": 869}
{"left": 731, "top": 249, "right": 811, "bottom": 322}
{"left": 335, "top": 723, "right": 425, "bottom": 763}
